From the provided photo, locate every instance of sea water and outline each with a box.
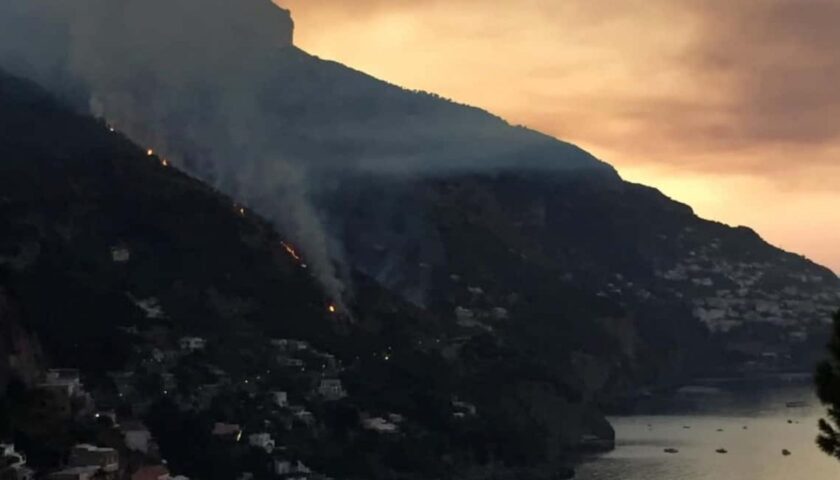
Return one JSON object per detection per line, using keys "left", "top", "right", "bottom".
{"left": 576, "top": 375, "right": 840, "bottom": 479}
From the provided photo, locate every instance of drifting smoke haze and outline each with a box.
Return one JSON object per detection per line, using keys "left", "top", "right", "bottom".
{"left": 0, "top": 0, "right": 614, "bottom": 305}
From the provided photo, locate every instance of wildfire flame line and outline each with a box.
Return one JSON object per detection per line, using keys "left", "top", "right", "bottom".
{"left": 280, "top": 241, "right": 302, "bottom": 262}
{"left": 114, "top": 123, "right": 339, "bottom": 316}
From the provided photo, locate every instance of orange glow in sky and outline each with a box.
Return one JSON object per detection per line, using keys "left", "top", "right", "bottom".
{"left": 279, "top": 0, "right": 840, "bottom": 273}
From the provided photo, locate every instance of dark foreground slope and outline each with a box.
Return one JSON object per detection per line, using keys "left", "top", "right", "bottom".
{"left": 0, "top": 72, "right": 611, "bottom": 479}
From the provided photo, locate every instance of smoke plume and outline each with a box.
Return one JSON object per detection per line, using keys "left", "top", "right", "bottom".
{"left": 0, "top": 0, "right": 614, "bottom": 307}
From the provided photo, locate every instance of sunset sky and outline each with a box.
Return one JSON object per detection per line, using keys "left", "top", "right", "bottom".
{"left": 279, "top": 0, "right": 840, "bottom": 273}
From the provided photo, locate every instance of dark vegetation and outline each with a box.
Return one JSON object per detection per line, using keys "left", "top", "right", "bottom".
{"left": 816, "top": 310, "right": 840, "bottom": 458}
{"left": 0, "top": 70, "right": 604, "bottom": 478}
{"left": 1, "top": 33, "right": 838, "bottom": 474}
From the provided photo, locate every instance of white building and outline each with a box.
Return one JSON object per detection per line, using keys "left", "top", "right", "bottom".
{"left": 317, "top": 379, "right": 346, "bottom": 400}
{"left": 455, "top": 307, "right": 475, "bottom": 322}
{"left": 40, "top": 369, "right": 84, "bottom": 398}
{"left": 270, "top": 339, "right": 309, "bottom": 352}
{"left": 452, "top": 398, "right": 477, "bottom": 416}
{"left": 289, "top": 406, "right": 315, "bottom": 425}
{"left": 211, "top": 422, "right": 241, "bottom": 436}
{"left": 111, "top": 246, "right": 131, "bottom": 263}
{"left": 278, "top": 357, "right": 304, "bottom": 368}
{"left": 248, "top": 433, "right": 275, "bottom": 453}
{"left": 271, "top": 391, "right": 288, "bottom": 407}
{"left": 0, "top": 443, "right": 29, "bottom": 477}
{"left": 69, "top": 444, "right": 119, "bottom": 472}
{"left": 123, "top": 422, "right": 153, "bottom": 453}
{"left": 467, "top": 286, "right": 484, "bottom": 296}
{"left": 179, "top": 337, "right": 206, "bottom": 352}
{"left": 274, "top": 459, "right": 311, "bottom": 478}
{"left": 133, "top": 297, "right": 166, "bottom": 319}
{"left": 47, "top": 466, "right": 100, "bottom": 480}
{"left": 361, "top": 417, "right": 399, "bottom": 434}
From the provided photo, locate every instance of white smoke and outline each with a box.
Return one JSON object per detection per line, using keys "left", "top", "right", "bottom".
{"left": 0, "top": 0, "right": 354, "bottom": 304}
{"left": 0, "top": 0, "right": 614, "bottom": 309}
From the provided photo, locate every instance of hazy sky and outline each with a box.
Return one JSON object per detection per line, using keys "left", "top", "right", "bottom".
{"left": 279, "top": 0, "right": 840, "bottom": 273}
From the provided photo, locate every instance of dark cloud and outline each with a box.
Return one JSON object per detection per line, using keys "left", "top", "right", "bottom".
{"left": 637, "top": 0, "right": 840, "bottom": 153}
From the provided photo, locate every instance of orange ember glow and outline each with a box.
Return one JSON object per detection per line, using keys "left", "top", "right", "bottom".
{"left": 161, "top": 159, "right": 169, "bottom": 167}
{"left": 146, "top": 149, "right": 154, "bottom": 156}
{"left": 281, "top": 241, "right": 302, "bottom": 262}
{"left": 328, "top": 305, "right": 337, "bottom": 314}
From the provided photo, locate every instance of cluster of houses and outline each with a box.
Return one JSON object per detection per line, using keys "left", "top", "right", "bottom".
{"left": 15, "top": 284, "right": 488, "bottom": 480}
{"left": 360, "top": 415, "right": 402, "bottom": 434}
{"left": 658, "top": 255, "right": 840, "bottom": 333}
{"left": 37, "top": 368, "right": 92, "bottom": 408}
{"left": 48, "top": 444, "right": 120, "bottom": 480}
{"left": 642, "top": 230, "right": 840, "bottom": 335}
{"left": 448, "top": 278, "right": 510, "bottom": 335}
{"left": 102, "top": 325, "right": 419, "bottom": 479}
{"left": 0, "top": 443, "right": 33, "bottom": 480}
{"left": 7, "top": 395, "right": 189, "bottom": 480}
{"left": 45, "top": 439, "right": 190, "bottom": 480}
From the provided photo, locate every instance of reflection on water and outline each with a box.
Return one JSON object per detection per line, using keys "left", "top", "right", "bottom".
{"left": 577, "top": 375, "right": 840, "bottom": 479}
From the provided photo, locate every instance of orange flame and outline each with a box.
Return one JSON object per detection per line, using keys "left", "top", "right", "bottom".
{"left": 328, "top": 304, "right": 337, "bottom": 314}
{"left": 161, "top": 159, "right": 169, "bottom": 167}
{"left": 281, "top": 241, "right": 302, "bottom": 262}
{"left": 147, "top": 149, "right": 154, "bottom": 156}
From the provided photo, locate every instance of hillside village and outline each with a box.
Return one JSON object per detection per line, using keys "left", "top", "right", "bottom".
{"left": 648, "top": 227, "right": 840, "bottom": 369}
{"left": 2, "top": 314, "right": 481, "bottom": 480}
{"left": 3, "top": 239, "right": 496, "bottom": 480}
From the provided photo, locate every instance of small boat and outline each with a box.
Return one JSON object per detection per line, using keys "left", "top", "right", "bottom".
{"left": 716, "top": 448, "right": 728, "bottom": 454}
{"left": 682, "top": 426, "right": 691, "bottom": 430}
{"left": 786, "top": 401, "right": 807, "bottom": 408}
{"left": 664, "top": 448, "right": 679, "bottom": 454}
{"left": 782, "top": 449, "right": 792, "bottom": 456}
{"left": 716, "top": 428, "right": 724, "bottom": 432}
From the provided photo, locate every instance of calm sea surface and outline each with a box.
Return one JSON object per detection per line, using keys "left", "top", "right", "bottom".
{"left": 576, "top": 375, "right": 840, "bottom": 480}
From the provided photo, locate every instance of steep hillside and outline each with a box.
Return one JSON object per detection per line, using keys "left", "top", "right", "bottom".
{"left": 1, "top": 0, "right": 835, "bottom": 395}
{"left": 0, "top": 0, "right": 838, "bottom": 475}
{"left": 328, "top": 172, "right": 840, "bottom": 394}
{"left": 0, "top": 71, "right": 615, "bottom": 479}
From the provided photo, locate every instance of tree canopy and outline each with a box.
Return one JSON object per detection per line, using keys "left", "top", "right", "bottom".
{"left": 815, "top": 310, "right": 840, "bottom": 458}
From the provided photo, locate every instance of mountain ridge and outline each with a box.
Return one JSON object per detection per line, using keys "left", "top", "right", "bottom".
{"left": 2, "top": 0, "right": 836, "bottom": 397}
{"left": 0, "top": 70, "right": 613, "bottom": 479}
{"left": 0, "top": 1, "right": 838, "bottom": 478}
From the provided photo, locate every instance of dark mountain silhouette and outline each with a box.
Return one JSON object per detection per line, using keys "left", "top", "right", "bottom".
{"left": 0, "top": 70, "right": 613, "bottom": 479}
{"left": 0, "top": 1, "right": 838, "bottom": 477}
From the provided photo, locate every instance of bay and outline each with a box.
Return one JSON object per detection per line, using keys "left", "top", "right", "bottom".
{"left": 577, "top": 375, "right": 840, "bottom": 479}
